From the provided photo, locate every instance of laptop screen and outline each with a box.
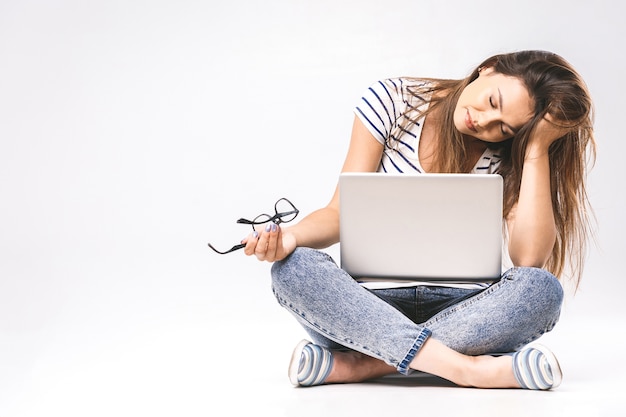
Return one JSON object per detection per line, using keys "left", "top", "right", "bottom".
{"left": 339, "top": 173, "right": 503, "bottom": 282}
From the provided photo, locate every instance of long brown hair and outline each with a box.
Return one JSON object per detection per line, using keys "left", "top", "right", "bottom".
{"left": 404, "top": 51, "right": 596, "bottom": 289}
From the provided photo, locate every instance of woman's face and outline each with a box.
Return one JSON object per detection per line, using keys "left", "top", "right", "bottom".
{"left": 454, "top": 67, "right": 534, "bottom": 143}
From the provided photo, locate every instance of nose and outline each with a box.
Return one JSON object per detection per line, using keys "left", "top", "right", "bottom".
{"left": 475, "top": 109, "right": 499, "bottom": 129}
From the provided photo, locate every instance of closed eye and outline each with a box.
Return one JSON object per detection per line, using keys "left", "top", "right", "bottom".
{"left": 489, "top": 96, "right": 496, "bottom": 108}
{"left": 500, "top": 123, "right": 516, "bottom": 137}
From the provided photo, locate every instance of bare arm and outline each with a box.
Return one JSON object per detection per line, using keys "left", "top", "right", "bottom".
{"left": 506, "top": 152, "right": 556, "bottom": 267}
{"left": 506, "top": 116, "right": 570, "bottom": 267}
{"left": 244, "top": 116, "right": 384, "bottom": 262}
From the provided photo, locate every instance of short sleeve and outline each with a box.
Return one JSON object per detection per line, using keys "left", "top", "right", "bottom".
{"left": 353, "top": 79, "right": 407, "bottom": 146}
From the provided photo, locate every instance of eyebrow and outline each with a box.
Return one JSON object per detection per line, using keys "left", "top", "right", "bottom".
{"left": 498, "top": 87, "right": 520, "bottom": 134}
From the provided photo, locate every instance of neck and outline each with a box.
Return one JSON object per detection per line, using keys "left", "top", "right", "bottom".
{"left": 462, "top": 135, "right": 489, "bottom": 168}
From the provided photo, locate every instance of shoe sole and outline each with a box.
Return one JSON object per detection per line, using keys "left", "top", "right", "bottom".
{"left": 288, "top": 339, "right": 311, "bottom": 387}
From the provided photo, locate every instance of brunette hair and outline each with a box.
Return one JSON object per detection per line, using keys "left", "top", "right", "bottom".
{"left": 404, "top": 50, "right": 596, "bottom": 289}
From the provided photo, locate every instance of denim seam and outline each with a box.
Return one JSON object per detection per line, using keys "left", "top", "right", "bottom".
{"left": 420, "top": 267, "right": 563, "bottom": 352}
{"left": 397, "top": 328, "right": 432, "bottom": 375}
{"left": 272, "top": 286, "right": 425, "bottom": 370}
{"left": 421, "top": 269, "right": 519, "bottom": 328}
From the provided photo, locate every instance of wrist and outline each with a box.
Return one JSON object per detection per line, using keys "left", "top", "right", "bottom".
{"left": 524, "top": 144, "right": 550, "bottom": 161}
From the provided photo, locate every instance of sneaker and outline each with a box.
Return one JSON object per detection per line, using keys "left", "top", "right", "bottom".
{"left": 288, "top": 339, "right": 334, "bottom": 387}
{"left": 512, "top": 344, "right": 563, "bottom": 390}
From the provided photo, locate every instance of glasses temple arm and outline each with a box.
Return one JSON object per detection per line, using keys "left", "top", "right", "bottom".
{"left": 208, "top": 242, "right": 246, "bottom": 254}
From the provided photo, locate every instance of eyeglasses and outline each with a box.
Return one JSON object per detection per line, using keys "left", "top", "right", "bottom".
{"left": 208, "top": 197, "right": 299, "bottom": 255}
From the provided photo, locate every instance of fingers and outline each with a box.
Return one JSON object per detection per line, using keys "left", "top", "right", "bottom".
{"left": 259, "top": 223, "right": 280, "bottom": 261}
{"left": 527, "top": 116, "right": 573, "bottom": 154}
{"left": 537, "top": 114, "right": 576, "bottom": 139}
{"left": 243, "top": 223, "right": 281, "bottom": 261}
{"left": 241, "top": 231, "right": 259, "bottom": 256}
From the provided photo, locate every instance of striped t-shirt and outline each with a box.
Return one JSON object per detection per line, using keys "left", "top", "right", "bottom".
{"left": 354, "top": 77, "right": 503, "bottom": 174}
{"left": 352, "top": 78, "right": 504, "bottom": 289}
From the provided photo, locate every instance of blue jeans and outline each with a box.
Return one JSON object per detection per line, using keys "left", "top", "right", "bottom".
{"left": 271, "top": 247, "right": 563, "bottom": 375}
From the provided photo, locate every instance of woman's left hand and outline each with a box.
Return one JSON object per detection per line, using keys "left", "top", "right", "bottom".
{"left": 526, "top": 114, "right": 573, "bottom": 158}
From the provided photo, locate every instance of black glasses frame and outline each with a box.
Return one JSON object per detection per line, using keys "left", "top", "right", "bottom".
{"left": 208, "top": 197, "right": 299, "bottom": 255}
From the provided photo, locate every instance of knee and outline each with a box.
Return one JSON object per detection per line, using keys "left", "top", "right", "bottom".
{"left": 271, "top": 247, "right": 334, "bottom": 291}
{"left": 504, "top": 267, "right": 564, "bottom": 314}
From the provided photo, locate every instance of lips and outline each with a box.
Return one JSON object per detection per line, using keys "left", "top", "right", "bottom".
{"left": 465, "top": 109, "right": 477, "bottom": 132}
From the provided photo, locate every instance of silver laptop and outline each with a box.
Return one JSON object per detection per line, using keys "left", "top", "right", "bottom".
{"left": 339, "top": 173, "right": 503, "bottom": 282}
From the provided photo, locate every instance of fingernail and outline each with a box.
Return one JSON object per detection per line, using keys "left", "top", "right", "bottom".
{"left": 253, "top": 231, "right": 259, "bottom": 238}
{"left": 271, "top": 224, "right": 277, "bottom": 232}
{"left": 265, "top": 224, "right": 272, "bottom": 232}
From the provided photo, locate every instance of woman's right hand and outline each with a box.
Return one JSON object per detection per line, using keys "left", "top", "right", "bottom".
{"left": 242, "top": 224, "right": 296, "bottom": 262}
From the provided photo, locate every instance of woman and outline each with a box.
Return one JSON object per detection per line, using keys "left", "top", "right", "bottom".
{"left": 243, "top": 50, "right": 596, "bottom": 390}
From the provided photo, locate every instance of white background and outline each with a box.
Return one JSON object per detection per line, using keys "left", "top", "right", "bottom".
{"left": 1, "top": 1, "right": 624, "bottom": 416}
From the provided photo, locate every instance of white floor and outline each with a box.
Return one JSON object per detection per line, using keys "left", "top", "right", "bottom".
{"left": 1, "top": 258, "right": 623, "bottom": 417}
{"left": 243, "top": 291, "right": 625, "bottom": 417}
